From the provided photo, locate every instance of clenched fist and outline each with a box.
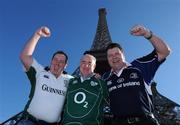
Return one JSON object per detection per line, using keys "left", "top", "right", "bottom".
{"left": 36, "top": 26, "right": 51, "bottom": 37}
{"left": 130, "top": 25, "right": 150, "bottom": 37}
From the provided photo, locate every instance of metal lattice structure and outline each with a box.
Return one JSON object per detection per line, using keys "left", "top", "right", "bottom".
{"left": 151, "top": 82, "right": 180, "bottom": 125}
{"left": 91, "top": 8, "right": 112, "bottom": 51}
{"left": 1, "top": 111, "right": 23, "bottom": 125}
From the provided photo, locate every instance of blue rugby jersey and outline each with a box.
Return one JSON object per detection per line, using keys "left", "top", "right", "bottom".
{"left": 103, "top": 50, "right": 165, "bottom": 117}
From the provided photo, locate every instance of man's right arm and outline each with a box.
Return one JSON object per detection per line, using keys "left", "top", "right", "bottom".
{"left": 20, "top": 26, "right": 51, "bottom": 70}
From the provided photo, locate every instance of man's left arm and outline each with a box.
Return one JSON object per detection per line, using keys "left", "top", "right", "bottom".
{"left": 130, "top": 25, "right": 171, "bottom": 61}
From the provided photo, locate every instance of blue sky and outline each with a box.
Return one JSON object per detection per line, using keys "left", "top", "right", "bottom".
{"left": 0, "top": 0, "right": 180, "bottom": 123}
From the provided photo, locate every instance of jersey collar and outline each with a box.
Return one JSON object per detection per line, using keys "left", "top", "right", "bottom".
{"left": 111, "top": 62, "right": 131, "bottom": 77}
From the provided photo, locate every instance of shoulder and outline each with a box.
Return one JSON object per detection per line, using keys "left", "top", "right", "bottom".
{"left": 132, "top": 50, "right": 160, "bottom": 64}
{"left": 102, "top": 71, "right": 111, "bottom": 80}
{"left": 63, "top": 74, "right": 74, "bottom": 79}
{"left": 69, "top": 76, "right": 79, "bottom": 83}
{"left": 125, "top": 66, "right": 141, "bottom": 72}
{"left": 30, "top": 58, "right": 44, "bottom": 72}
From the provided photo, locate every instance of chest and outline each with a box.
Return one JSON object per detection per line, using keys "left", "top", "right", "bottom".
{"left": 34, "top": 71, "right": 68, "bottom": 94}
{"left": 69, "top": 79, "right": 102, "bottom": 95}
{"left": 106, "top": 69, "right": 145, "bottom": 93}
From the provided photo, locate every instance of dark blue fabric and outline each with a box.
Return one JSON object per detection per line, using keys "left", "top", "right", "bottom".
{"left": 103, "top": 51, "right": 165, "bottom": 117}
{"left": 131, "top": 50, "right": 165, "bottom": 85}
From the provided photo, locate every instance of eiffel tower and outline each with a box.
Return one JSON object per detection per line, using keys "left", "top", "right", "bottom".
{"left": 72, "top": 8, "right": 112, "bottom": 76}
{"left": 1, "top": 8, "right": 180, "bottom": 125}
{"left": 151, "top": 82, "right": 180, "bottom": 125}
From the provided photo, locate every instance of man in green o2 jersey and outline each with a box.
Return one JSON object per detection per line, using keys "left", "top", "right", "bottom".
{"left": 61, "top": 53, "right": 109, "bottom": 125}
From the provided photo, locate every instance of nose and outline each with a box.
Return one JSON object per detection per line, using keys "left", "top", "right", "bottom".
{"left": 84, "top": 63, "right": 89, "bottom": 68}
{"left": 112, "top": 55, "right": 117, "bottom": 59}
{"left": 81, "top": 63, "right": 90, "bottom": 68}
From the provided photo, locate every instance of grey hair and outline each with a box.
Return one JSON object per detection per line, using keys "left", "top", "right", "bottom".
{"left": 81, "top": 54, "right": 96, "bottom": 65}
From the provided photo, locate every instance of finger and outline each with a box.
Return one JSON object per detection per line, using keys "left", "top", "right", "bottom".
{"left": 42, "top": 27, "right": 51, "bottom": 36}
{"left": 130, "top": 27, "right": 140, "bottom": 35}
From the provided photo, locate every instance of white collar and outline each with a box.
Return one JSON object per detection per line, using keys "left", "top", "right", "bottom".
{"left": 80, "top": 73, "right": 94, "bottom": 82}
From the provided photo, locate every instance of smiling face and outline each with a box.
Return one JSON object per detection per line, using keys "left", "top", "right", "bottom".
{"left": 50, "top": 53, "right": 67, "bottom": 77}
{"left": 107, "top": 47, "right": 126, "bottom": 71}
{"left": 80, "top": 54, "right": 96, "bottom": 77}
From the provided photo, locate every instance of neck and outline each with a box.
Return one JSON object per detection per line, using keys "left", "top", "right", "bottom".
{"left": 52, "top": 70, "right": 63, "bottom": 78}
{"left": 81, "top": 73, "right": 94, "bottom": 80}
{"left": 112, "top": 62, "right": 127, "bottom": 74}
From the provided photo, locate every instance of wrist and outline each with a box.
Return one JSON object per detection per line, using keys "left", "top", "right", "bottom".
{"left": 35, "top": 32, "right": 41, "bottom": 36}
{"left": 33, "top": 33, "right": 41, "bottom": 40}
{"left": 34, "top": 32, "right": 42, "bottom": 37}
{"left": 144, "top": 30, "right": 153, "bottom": 40}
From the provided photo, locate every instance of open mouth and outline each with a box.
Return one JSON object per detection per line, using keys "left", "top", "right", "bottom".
{"left": 112, "top": 59, "right": 119, "bottom": 64}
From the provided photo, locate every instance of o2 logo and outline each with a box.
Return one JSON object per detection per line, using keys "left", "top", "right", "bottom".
{"left": 74, "top": 92, "right": 88, "bottom": 108}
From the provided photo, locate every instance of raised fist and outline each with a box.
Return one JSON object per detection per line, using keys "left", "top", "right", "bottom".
{"left": 130, "top": 25, "right": 149, "bottom": 37}
{"left": 36, "top": 26, "right": 51, "bottom": 37}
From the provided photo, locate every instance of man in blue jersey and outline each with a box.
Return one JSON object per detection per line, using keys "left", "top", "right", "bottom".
{"left": 18, "top": 26, "right": 73, "bottom": 125}
{"left": 103, "top": 25, "right": 171, "bottom": 125}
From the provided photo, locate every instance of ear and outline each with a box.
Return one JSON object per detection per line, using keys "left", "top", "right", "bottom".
{"left": 122, "top": 53, "right": 126, "bottom": 62}
{"left": 64, "top": 63, "right": 68, "bottom": 69}
{"left": 92, "top": 63, "right": 96, "bottom": 71}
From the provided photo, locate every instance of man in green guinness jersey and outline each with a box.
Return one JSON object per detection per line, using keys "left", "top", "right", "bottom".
{"left": 61, "top": 53, "right": 109, "bottom": 125}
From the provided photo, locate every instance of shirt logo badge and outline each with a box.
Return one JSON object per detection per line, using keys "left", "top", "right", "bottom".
{"left": 130, "top": 73, "right": 138, "bottom": 79}
{"left": 73, "top": 80, "right": 78, "bottom": 84}
{"left": 90, "top": 81, "right": 98, "bottom": 86}
{"left": 117, "top": 78, "right": 124, "bottom": 83}
{"left": 64, "top": 80, "right": 69, "bottom": 87}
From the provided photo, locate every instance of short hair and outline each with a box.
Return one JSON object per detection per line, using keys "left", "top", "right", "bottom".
{"left": 106, "top": 43, "right": 123, "bottom": 52}
{"left": 51, "top": 51, "right": 68, "bottom": 63}
{"left": 83, "top": 51, "right": 91, "bottom": 55}
{"left": 81, "top": 53, "right": 96, "bottom": 65}
{"left": 83, "top": 51, "right": 96, "bottom": 64}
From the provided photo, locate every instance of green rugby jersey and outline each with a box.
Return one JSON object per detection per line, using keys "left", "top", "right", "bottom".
{"left": 61, "top": 76, "right": 108, "bottom": 125}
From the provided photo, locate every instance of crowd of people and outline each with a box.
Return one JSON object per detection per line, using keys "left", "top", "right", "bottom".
{"left": 17, "top": 25, "right": 170, "bottom": 125}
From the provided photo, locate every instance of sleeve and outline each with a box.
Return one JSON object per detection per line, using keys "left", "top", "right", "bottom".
{"left": 131, "top": 50, "right": 166, "bottom": 85}
{"left": 99, "top": 79, "right": 109, "bottom": 105}
{"left": 31, "top": 58, "right": 44, "bottom": 71}
{"left": 25, "top": 59, "right": 44, "bottom": 86}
